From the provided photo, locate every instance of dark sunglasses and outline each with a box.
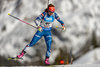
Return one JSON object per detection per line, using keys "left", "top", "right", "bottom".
{"left": 48, "top": 10, "right": 54, "bottom": 13}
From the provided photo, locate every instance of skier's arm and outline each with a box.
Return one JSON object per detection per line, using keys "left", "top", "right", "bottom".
{"left": 34, "top": 12, "right": 45, "bottom": 26}
{"left": 54, "top": 12, "right": 65, "bottom": 30}
{"left": 54, "top": 12, "right": 64, "bottom": 26}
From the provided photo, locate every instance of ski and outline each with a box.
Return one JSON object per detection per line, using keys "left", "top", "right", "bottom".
{"left": 8, "top": 57, "right": 23, "bottom": 60}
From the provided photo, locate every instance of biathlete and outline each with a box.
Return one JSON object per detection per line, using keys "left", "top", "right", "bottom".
{"left": 17, "top": 4, "right": 65, "bottom": 65}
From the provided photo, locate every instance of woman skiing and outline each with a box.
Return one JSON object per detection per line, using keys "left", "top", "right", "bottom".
{"left": 17, "top": 4, "right": 65, "bottom": 65}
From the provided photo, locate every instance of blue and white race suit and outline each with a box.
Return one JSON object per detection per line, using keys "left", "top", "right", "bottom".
{"left": 28, "top": 11, "right": 64, "bottom": 58}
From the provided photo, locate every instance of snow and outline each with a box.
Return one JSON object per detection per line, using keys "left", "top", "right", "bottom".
{"left": 0, "top": 0, "right": 100, "bottom": 64}
{"left": 74, "top": 48, "right": 100, "bottom": 64}
{"left": 55, "top": 64, "right": 100, "bottom": 67}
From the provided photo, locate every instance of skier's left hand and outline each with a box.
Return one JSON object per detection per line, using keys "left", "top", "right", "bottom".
{"left": 62, "top": 26, "right": 66, "bottom": 31}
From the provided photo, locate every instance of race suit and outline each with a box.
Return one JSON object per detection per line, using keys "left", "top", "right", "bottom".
{"left": 28, "top": 11, "right": 64, "bottom": 58}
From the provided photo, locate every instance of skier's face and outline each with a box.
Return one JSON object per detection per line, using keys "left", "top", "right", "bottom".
{"left": 48, "top": 11, "right": 54, "bottom": 16}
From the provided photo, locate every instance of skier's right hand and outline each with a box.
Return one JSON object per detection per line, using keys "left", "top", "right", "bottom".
{"left": 37, "top": 26, "right": 42, "bottom": 32}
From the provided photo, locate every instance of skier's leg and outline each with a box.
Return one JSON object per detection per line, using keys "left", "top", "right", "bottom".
{"left": 44, "top": 31, "right": 52, "bottom": 65}
{"left": 28, "top": 31, "right": 43, "bottom": 47}
{"left": 17, "top": 45, "right": 29, "bottom": 58}
{"left": 17, "top": 31, "right": 43, "bottom": 58}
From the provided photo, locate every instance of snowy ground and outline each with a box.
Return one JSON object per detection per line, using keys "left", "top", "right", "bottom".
{"left": 18, "top": 64, "right": 100, "bottom": 67}
{"left": 73, "top": 48, "right": 100, "bottom": 64}
{"left": 54, "top": 64, "right": 100, "bottom": 67}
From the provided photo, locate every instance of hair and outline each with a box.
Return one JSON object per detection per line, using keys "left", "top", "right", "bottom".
{"left": 45, "top": 4, "right": 55, "bottom": 12}
{"left": 48, "top": 4, "right": 55, "bottom": 8}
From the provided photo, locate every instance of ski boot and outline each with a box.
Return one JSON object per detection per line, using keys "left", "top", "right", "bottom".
{"left": 45, "top": 57, "right": 50, "bottom": 65}
{"left": 17, "top": 50, "right": 26, "bottom": 59}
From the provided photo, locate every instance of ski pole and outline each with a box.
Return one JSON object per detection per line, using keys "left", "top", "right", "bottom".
{"left": 56, "top": 26, "right": 61, "bottom": 28}
{"left": 47, "top": 0, "right": 50, "bottom": 7}
{"left": 56, "top": 26, "right": 64, "bottom": 30}
{"left": 8, "top": 13, "right": 37, "bottom": 29}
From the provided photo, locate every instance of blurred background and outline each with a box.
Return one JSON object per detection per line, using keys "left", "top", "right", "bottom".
{"left": 0, "top": 0, "right": 100, "bottom": 66}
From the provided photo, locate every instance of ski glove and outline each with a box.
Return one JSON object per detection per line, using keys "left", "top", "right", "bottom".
{"left": 37, "top": 26, "right": 42, "bottom": 32}
{"left": 62, "top": 26, "right": 66, "bottom": 31}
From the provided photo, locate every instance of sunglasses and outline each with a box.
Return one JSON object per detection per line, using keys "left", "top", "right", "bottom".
{"left": 48, "top": 10, "right": 54, "bottom": 13}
